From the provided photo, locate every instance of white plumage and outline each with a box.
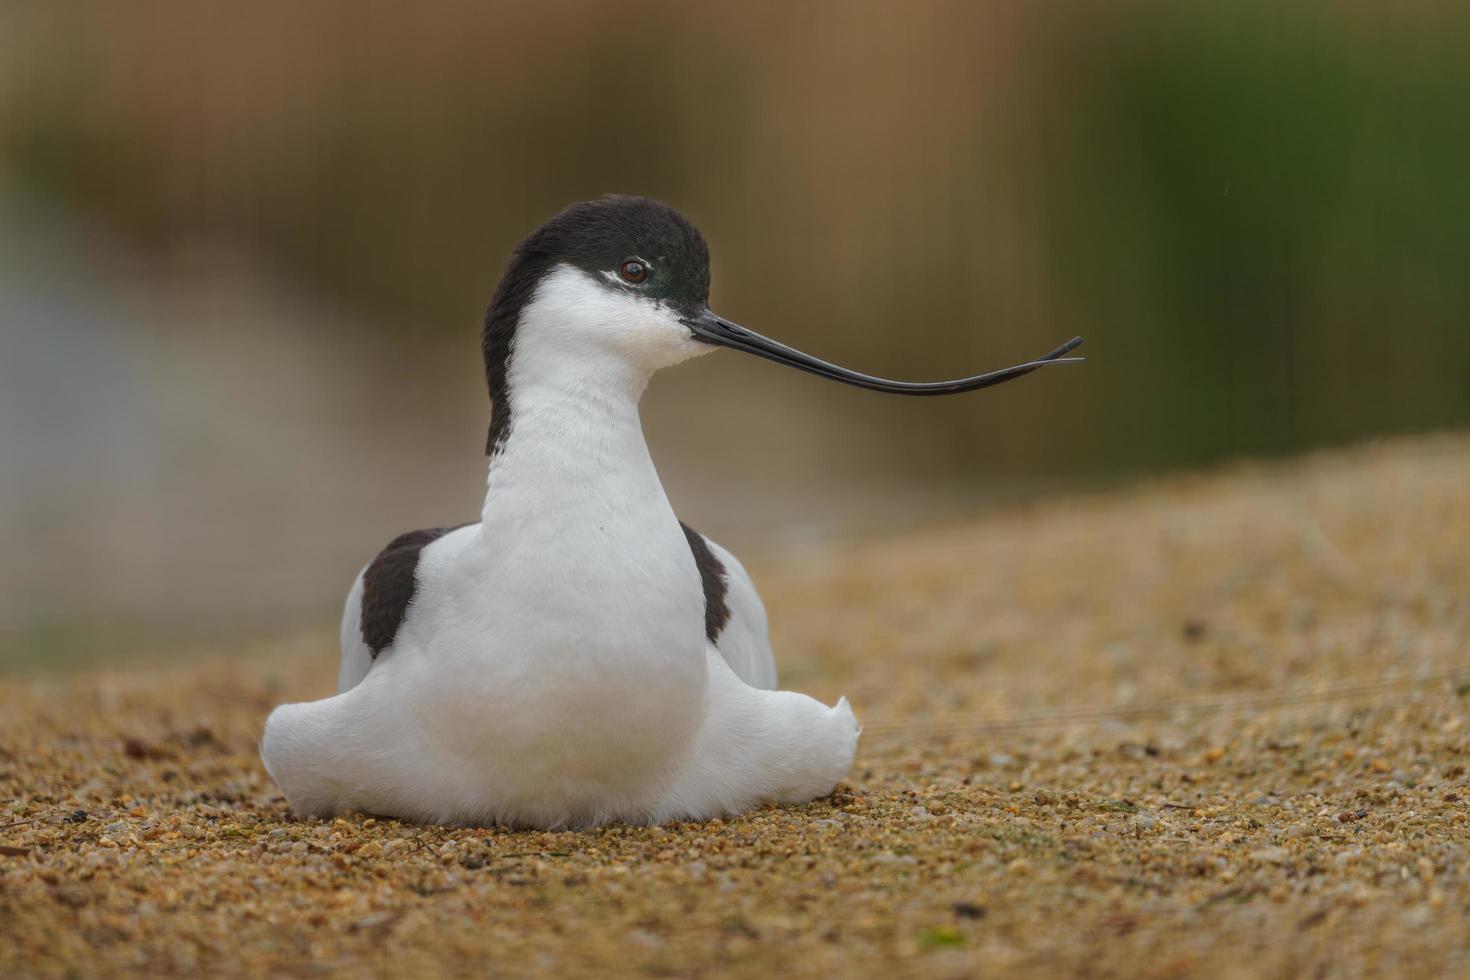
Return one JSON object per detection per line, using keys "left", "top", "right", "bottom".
{"left": 260, "top": 195, "right": 1078, "bottom": 828}
{"left": 261, "top": 264, "right": 859, "bottom": 828}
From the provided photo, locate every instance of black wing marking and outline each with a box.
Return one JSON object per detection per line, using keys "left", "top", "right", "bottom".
{"left": 360, "top": 525, "right": 468, "bottom": 657}
{"left": 679, "top": 522, "right": 731, "bottom": 644}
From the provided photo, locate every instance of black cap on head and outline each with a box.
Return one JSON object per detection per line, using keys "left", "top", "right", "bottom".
{"left": 483, "top": 196, "right": 712, "bottom": 455}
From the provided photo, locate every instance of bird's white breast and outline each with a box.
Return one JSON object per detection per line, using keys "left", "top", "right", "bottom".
{"left": 355, "top": 274, "right": 712, "bottom": 818}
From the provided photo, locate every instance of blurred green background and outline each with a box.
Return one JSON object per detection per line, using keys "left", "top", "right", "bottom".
{"left": 2, "top": 0, "right": 1467, "bottom": 666}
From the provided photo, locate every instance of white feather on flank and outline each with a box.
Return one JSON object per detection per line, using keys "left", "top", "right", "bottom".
{"left": 260, "top": 265, "right": 858, "bottom": 828}
{"left": 335, "top": 567, "right": 372, "bottom": 693}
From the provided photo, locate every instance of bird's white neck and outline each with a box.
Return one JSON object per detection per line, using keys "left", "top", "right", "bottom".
{"left": 480, "top": 365, "right": 657, "bottom": 523}
{"left": 479, "top": 264, "right": 708, "bottom": 528}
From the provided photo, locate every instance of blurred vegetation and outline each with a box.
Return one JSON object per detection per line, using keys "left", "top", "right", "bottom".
{"left": 1057, "top": 3, "right": 1470, "bottom": 467}
{"left": 3, "top": 0, "right": 1467, "bottom": 479}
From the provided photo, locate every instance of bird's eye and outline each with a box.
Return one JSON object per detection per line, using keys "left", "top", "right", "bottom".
{"left": 619, "top": 259, "right": 648, "bottom": 284}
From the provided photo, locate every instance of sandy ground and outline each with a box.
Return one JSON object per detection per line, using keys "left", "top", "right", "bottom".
{"left": 3, "top": 434, "right": 1469, "bottom": 978}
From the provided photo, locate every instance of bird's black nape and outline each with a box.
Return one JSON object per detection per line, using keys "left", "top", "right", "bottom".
{"left": 481, "top": 195, "right": 711, "bottom": 457}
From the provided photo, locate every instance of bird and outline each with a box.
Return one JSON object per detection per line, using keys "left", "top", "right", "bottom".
{"left": 260, "top": 195, "right": 1083, "bottom": 829}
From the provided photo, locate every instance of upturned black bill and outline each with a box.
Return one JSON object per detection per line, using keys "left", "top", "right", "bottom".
{"left": 683, "top": 310, "right": 1084, "bottom": 396}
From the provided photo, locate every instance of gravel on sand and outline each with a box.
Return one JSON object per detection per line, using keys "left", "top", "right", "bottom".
{"left": 3, "top": 434, "right": 1469, "bottom": 977}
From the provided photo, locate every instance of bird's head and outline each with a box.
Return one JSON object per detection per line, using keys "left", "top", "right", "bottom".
{"left": 483, "top": 195, "right": 1082, "bottom": 455}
